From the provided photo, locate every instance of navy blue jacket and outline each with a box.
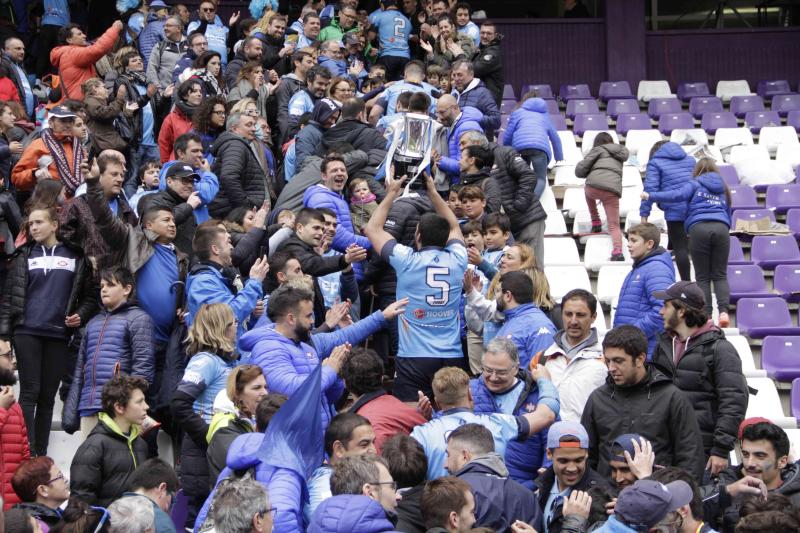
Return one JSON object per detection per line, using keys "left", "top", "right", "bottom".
{"left": 310, "top": 495, "right": 401, "bottom": 533}
{"left": 503, "top": 98, "right": 563, "bottom": 162}
{"left": 640, "top": 142, "right": 696, "bottom": 222}
{"left": 453, "top": 79, "right": 501, "bottom": 137}
{"left": 647, "top": 173, "right": 731, "bottom": 232}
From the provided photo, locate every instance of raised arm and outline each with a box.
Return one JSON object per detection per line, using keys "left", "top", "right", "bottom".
{"left": 363, "top": 171, "right": 405, "bottom": 254}
{"left": 425, "top": 172, "right": 464, "bottom": 244}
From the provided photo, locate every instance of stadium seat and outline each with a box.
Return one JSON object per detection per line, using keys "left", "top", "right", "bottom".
{"left": 728, "top": 236, "right": 749, "bottom": 265}
{"left": 500, "top": 100, "right": 517, "bottom": 114}
{"left": 637, "top": 80, "right": 674, "bottom": 103}
{"left": 701, "top": 112, "right": 738, "bottom": 135}
{"left": 728, "top": 185, "right": 761, "bottom": 210}
{"left": 676, "top": 82, "right": 710, "bottom": 103}
{"left": 792, "top": 378, "right": 800, "bottom": 420}
{"left": 544, "top": 210, "right": 568, "bottom": 235}
{"left": 619, "top": 186, "right": 644, "bottom": 218}
{"left": 751, "top": 235, "right": 800, "bottom": 270}
{"left": 597, "top": 265, "right": 632, "bottom": 305}
{"left": 543, "top": 237, "right": 581, "bottom": 266}
{"left": 625, "top": 129, "right": 663, "bottom": 157}
{"left": 606, "top": 98, "right": 640, "bottom": 120}
{"left": 584, "top": 235, "right": 632, "bottom": 271}
{"left": 766, "top": 184, "right": 800, "bottom": 214}
{"left": 599, "top": 81, "right": 634, "bottom": 103}
{"left": 732, "top": 208, "right": 776, "bottom": 228}
{"left": 593, "top": 305, "right": 608, "bottom": 334}
{"left": 554, "top": 167, "right": 586, "bottom": 191}
{"left": 539, "top": 186, "right": 557, "bottom": 214}
{"left": 718, "top": 164, "right": 740, "bottom": 186}
{"left": 716, "top": 80, "right": 754, "bottom": 103}
{"left": 616, "top": 113, "right": 651, "bottom": 136}
{"left": 689, "top": 96, "right": 723, "bottom": 119}
{"left": 550, "top": 113, "right": 568, "bottom": 131}
{"left": 726, "top": 335, "right": 767, "bottom": 377}
{"left": 737, "top": 298, "right": 800, "bottom": 338}
{"left": 729, "top": 144, "right": 771, "bottom": 166}
{"left": 647, "top": 97, "right": 682, "bottom": 120}
{"left": 559, "top": 84, "right": 592, "bottom": 102}
{"left": 658, "top": 113, "right": 694, "bottom": 135}
{"left": 759, "top": 126, "right": 800, "bottom": 156}
{"left": 546, "top": 99, "right": 560, "bottom": 114}
{"left": 502, "top": 84, "right": 516, "bottom": 100}
{"left": 621, "top": 166, "right": 642, "bottom": 188}
{"left": 624, "top": 210, "right": 667, "bottom": 232}
{"left": 566, "top": 98, "right": 601, "bottom": 120}
{"left": 573, "top": 209, "right": 607, "bottom": 235}
{"left": 757, "top": 80, "right": 793, "bottom": 99}
{"left": 744, "top": 111, "right": 781, "bottom": 133}
{"left": 777, "top": 143, "right": 800, "bottom": 171}
{"left": 522, "top": 84, "right": 553, "bottom": 99}
{"left": 670, "top": 128, "right": 709, "bottom": 146}
{"left": 730, "top": 95, "right": 765, "bottom": 119}
{"left": 762, "top": 336, "right": 800, "bottom": 382}
{"left": 774, "top": 264, "right": 800, "bottom": 303}
{"left": 746, "top": 377, "right": 797, "bottom": 427}
{"left": 581, "top": 130, "right": 620, "bottom": 155}
{"left": 788, "top": 110, "right": 800, "bottom": 132}
{"left": 727, "top": 264, "right": 773, "bottom": 303}
{"left": 545, "top": 265, "right": 591, "bottom": 302}
{"left": 772, "top": 94, "right": 800, "bottom": 117}
{"left": 573, "top": 113, "right": 609, "bottom": 137}
{"left": 555, "top": 131, "right": 582, "bottom": 164}
{"left": 714, "top": 128, "right": 754, "bottom": 159}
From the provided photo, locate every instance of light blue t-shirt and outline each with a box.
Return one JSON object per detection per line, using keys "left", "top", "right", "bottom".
{"left": 126, "top": 12, "right": 146, "bottom": 43}
{"left": 43, "top": 0, "right": 69, "bottom": 26}
{"left": 458, "top": 20, "right": 481, "bottom": 47}
{"left": 134, "top": 83, "right": 156, "bottom": 146}
{"left": 13, "top": 64, "right": 33, "bottom": 116}
{"left": 288, "top": 90, "right": 314, "bottom": 119}
{"left": 493, "top": 379, "right": 526, "bottom": 414}
{"left": 368, "top": 9, "right": 411, "bottom": 59}
{"left": 385, "top": 240, "right": 467, "bottom": 359}
{"left": 377, "top": 81, "right": 438, "bottom": 117}
{"left": 410, "top": 408, "right": 525, "bottom": 479}
{"left": 176, "top": 352, "right": 236, "bottom": 422}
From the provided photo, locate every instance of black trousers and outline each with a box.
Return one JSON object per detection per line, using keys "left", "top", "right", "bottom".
{"left": 689, "top": 221, "right": 731, "bottom": 314}
{"left": 667, "top": 220, "right": 691, "bottom": 281}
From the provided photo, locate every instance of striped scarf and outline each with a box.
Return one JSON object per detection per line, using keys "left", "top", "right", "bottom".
{"left": 40, "top": 128, "right": 84, "bottom": 197}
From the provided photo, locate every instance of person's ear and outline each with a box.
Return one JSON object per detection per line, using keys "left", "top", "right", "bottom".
{"left": 114, "top": 401, "right": 126, "bottom": 417}
{"left": 123, "top": 284, "right": 133, "bottom": 299}
{"left": 448, "top": 510, "right": 459, "bottom": 529}
{"left": 361, "top": 482, "right": 373, "bottom": 498}
{"left": 778, "top": 454, "right": 790, "bottom": 470}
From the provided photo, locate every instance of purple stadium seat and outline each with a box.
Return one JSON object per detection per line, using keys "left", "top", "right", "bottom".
{"left": 788, "top": 209, "right": 800, "bottom": 239}
{"left": 500, "top": 100, "right": 517, "bottom": 114}
{"left": 701, "top": 112, "right": 738, "bottom": 134}
{"left": 744, "top": 111, "right": 782, "bottom": 134}
{"left": 736, "top": 298, "right": 800, "bottom": 338}
{"left": 788, "top": 110, "right": 800, "bottom": 132}
{"left": 751, "top": 234, "right": 800, "bottom": 270}
{"left": 606, "top": 98, "right": 640, "bottom": 120}
{"left": 718, "top": 165, "right": 740, "bottom": 185}
{"left": 503, "top": 84, "right": 516, "bottom": 100}
{"left": 599, "top": 81, "right": 633, "bottom": 103}
{"left": 566, "top": 98, "right": 600, "bottom": 120}
{"left": 689, "top": 96, "right": 724, "bottom": 119}
{"left": 615, "top": 113, "right": 651, "bottom": 136}
{"left": 501, "top": 114, "right": 510, "bottom": 129}
{"left": 731, "top": 95, "right": 765, "bottom": 119}
{"left": 762, "top": 336, "right": 800, "bottom": 381}
{"left": 677, "top": 82, "right": 711, "bottom": 103}
{"left": 732, "top": 209, "right": 776, "bottom": 232}
{"left": 573, "top": 113, "right": 609, "bottom": 137}
{"left": 729, "top": 236, "right": 749, "bottom": 265}
{"left": 658, "top": 113, "right": 694, "bottom": 135}
{"left": 729, "top": 185, "right": 761, "bottom": 210}
{"left": 792, "top": 378, "right": 800, "bottom": 420}
{"left": 757, "top": 80, "right": 793, "bottom": 99}
{"left": 171, "top": 489, "right": 188, "bottom": 530}
{"left": 766, "top": 184, "right": 800, "bottom": 214}
{"left": 546, "top": 99, "right": 560, "bottom": 114}
{"left": 550, "top": 113, "right": 568, "bottom": 131}
{"left": 772, "top": 94, "right": 800, "bottom": 117}
{"left": 559, "top": 84, "right": 592, "bottom": 102}
{"left": 728, "top": 264, "right": 773, "bottom": 303}
{"left": 647, "top": 98, "right": 682, "bottom": 119}
{"left": 522, "top": 84, "right": 553, "bottom": 99}
{"left": 774, "top": 264, "right": 800, "bottom": 303}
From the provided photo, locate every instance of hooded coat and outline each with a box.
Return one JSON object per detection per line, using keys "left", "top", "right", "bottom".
{"left": 438, "top": 106, "right": 485, "bottom": 179}
{"left": 320, "top": 119, "right": 387, "bottom": 155}
{"left": 502, "top": 98, "right": 563, "bottom": 162}
{"left": 453, "top": 78, "right": 502, "bottom": 137}
{"left": 575, "top": 143, "right": 630, "bottom": 197}
{"left": 640, "top": 142, "right": 696, "bottom": 222}
{"left": 309, "top": 495, "right": 401, "bottom": 533}
{"left": 0, "top": 402, "right": 29, "bottom": 509}
{"left": 209, "top": 131, "right": 268, "bottom": 217}
{"left": 646, "top": 172, "right": 732, "bottom": 232}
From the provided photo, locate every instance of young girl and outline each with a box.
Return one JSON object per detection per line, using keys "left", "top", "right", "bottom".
{"left": 349, "top": 177, "right": 378, "bottom": 234}
{"left": 641, "top": 158, "right": 732, "bottom": 326}
{"left": 575, "top": 132, "right": 629, "bottom": 261}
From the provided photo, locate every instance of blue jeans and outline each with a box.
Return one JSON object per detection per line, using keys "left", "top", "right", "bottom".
{"left": 125, "top": 144, "right": 160, "bottom": 198}
{"left": 520, "top": 148, "right": 549, "bottom": 198}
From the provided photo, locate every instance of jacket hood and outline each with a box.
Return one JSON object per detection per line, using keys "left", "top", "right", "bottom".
{"left": 521, "top": 98, "right": 549, "bottom": 114}
{"left": 654, "top": 142, "right": 689, "bottom": 161}
{"left": 225, "top": 432, "right": 264, "bottom": 471}
{"left": 458, "top": 452, "right": 509, "bottom": 477}
{"left": 777, "top": 462, "right": 800, "bottom": 495}
{"left": 695, "top": 172, "right": 726, "bottom": 195}
{"left": 50, "top": 46, "right": 69, "bottom": 67}
{"left": 303, "top": 183, "right": 341, "bottom": 205}
{"left": 459, "top": 105, "right": 484, "bottom": 124}
{"left": 599, "top": 143, "right": 629, "bottom": 162}
{"left": 633, "top": 246, "right": 671, "bottom": 269}
{"left": 239, "top": 324, "right": 298, "bottom": 353}
{"left": 210, "top": 130, "right": 250, "bottom": 156}
{"left": 310, "top": 495, "right": 397, "bottom": 533}
{"left": 460, "top": 170, "right": 492, "bottom": 186}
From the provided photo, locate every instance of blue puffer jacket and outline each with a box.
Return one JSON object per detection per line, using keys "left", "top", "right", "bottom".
{"left": 612, "top": 248, "right": 675, "bottom": 356}
{"left": 72, "top": 303, "right": 155, "bottom": 416}
{"left": 303, "top": 184, "right": 372, "bottom": 280}
{"left": 240, "top": 311, "right": 387, "bottom": 436}
{"left": 471, "top": 371, "right": 551, "bottom": 489}
{"left": 495, "top": 303, "right": 556, "bottom": 370}
{"left": 309, "top": 495, "right": 401, "bottom": 533}
{"left": 647, "top": 173, "right": 731, "bottom": 232}
{"left": 453, "top": 79, "right": 501, "bottom": 136}
{"left": 502, "top": 98, "right": 563, "bottom": 162}
{"left": 439, "top": 106, "right": 485, "bottom": 180}
{"left": 187, "top": 16, "right": 230, "bottom": 66}
{"left": 640, "top": 142, "right": 695, "bottom": 221}
{"left": 138, "top": 15, "right": 165, "bottom": 68}
{"left": 318, "top": 55, "right": 348, "bottom": 78}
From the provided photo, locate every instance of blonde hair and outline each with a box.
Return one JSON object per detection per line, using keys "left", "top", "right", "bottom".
{"left": 432, "top": 367, "right": 470, "bottom": 408}
{"left": 487, "top": 244, "right": 555, "bottom": 309}
{"left": 230, "top": 97, "right": 258, "bottom": 115}
{"left": 186, "top": 303, "right": 236, "bottom": 355}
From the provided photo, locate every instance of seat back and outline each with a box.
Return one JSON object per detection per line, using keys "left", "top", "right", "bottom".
{"left": 737, "top": 298, "right": 794, "bottom": 331}
{"left": 772, "top": 94, "right": 800, "bottom": 117}
{"left": 730, "top": 95, "right": 765, "bottom": 118}
{"left": 599, "top": 81, "right": 633, "bottom": 102}
{"left": 757, "top": 80, "right": 792, "bottom": 99}
{"left": 573, "top": 113, "right": 609, "bottom": 137}
{"left": 658, "top": 113, "right": 694, "bottom": 135}
{"left": 637, "top": 80, "right": 673, "bottom": 102}
{"left": 716, "top": 80, "right": 752, "bottom": 102}
{"left": 759, "top": 126, "right": 800, "bottom": 155}
{"left": 766, "top": 184, "right": 800, "bottom": 213}
{"left": 718, "top": 164, "right": 740, "bottom": 185}
{"left": 728, "top": 185, "right": 759, "bottom": 209}
{"left": 744, "top": 111, "right": 781, "bottom": 133}
{"left": 751, "top": 235, "right": 800, "bottom": 266}
{"left": 689, "top": 96, "right": 724, "bottom": 119}
{"left": 559, "top": 84, "right": 592, "bottom": 102}
{"left": 616, "top": 113, "right": 651, "bottom": 136}
{"left": 647, "top": 97, "right": 682, "bottom": 119}
{"left": 677, "top": 82, "right": 710, "bottom": 102}
{"left": 729, "top": 235, "right": 747, "bottom": 264}
{"left": 606, "top": 98, "right": 640, "bottom": 120}
{"left": 774, "top": 264, "right": 800, "bottom": 300}
{"left": 701, "top": 112, "right": 738, "bottom": 134}
{"left": 566, "top": 98, "right": 600, "bottom": 120}
{"left": 727, "top": 264, "right": 768, "bottom": 294}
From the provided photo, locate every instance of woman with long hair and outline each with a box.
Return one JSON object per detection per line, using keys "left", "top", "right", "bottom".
{"left": 227, "top": 61, "right": 270, "bottom": 117}
{"left": 191, "top": 50, "right": 227, "bottom": 98}
{"left": 171, "top": 303, "right": 239, "bottom": 529}
{"left": 191, "top": 95, "right": 227, "bottom": 158}
{"left": 157, "top": 78, "right": 202, "bottom": 163}
{"left": 642, "top": 157, "right": 733, "bottom": 326}
{"left": 15, "top": 179, "right": 66, "bottom": 248}
{"left": 48, "top": 497, "right": 106, "bottom": 533}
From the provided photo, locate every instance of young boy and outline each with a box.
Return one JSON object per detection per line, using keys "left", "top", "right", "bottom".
{"left": 448, "top": 184, "right": 465, "bottom": 220}
{"left": 426, "top": 64, "right": 446, "bottom": 90}
{"left": 129, "top": 160, "right": 162, "bottom": 216}
{"left": 66, "top": 266, "right": 155, "bottom": 437}
{"left": 458, "top": 185, "right": 486, "bottom": 223}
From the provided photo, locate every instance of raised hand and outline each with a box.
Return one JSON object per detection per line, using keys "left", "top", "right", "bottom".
{"left": 248, "top": 256, "right": 269, "bottom": 282}
{"left": 417, "top": 390, "right": 433, "bottom": 420}
{"left": 186, "top": 191, "right": 202, "bottom": 209}
{"left": 344, "top": 244, "right": 368, "bottom": 264}
{"left": 624, "top": 436, "right": 655, "bottom": 480}
{"left": 562, "top": 491, "right": 592, "bottom": 519}
{"left": 323, "top": 343, "right": 350, "bottom": 374}
{"left": 382, "top": 297, "right": 409, "bottom": 320}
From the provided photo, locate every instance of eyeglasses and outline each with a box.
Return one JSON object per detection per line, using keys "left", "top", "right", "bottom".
{"left": 46, "top": 471, "right": 65, "bottom": 484}
{"left": 258, "top": 507, "right": 277, "bottom": 519}
{"left": 482, "top": 365, "right": 516, "bottom": 378}
{"left": 245, "top": 109, "right": 259, "bottom": 116}
{"left": 89, "top": 506, "right": 110, "bottom": 533}
{"left": 370, "top": 480, "right": 398, "bottom": 491}
{"left": 0, "top": 350, "right": 13, "bottom": 359}
{"left": 201, "top": 7, "right": 216, "bottom": 13}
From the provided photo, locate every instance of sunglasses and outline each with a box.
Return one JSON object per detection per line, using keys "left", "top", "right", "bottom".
{"left": 201, "top": 7, "right": 216, "bottom": 13}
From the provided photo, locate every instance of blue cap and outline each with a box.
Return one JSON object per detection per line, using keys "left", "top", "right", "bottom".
{"left": 546, "top": 421, "right": 589, "bottom": 450}
{"left": 149, "top": 0, "right": 169, "bottom": 9}
{"left": 609, "top": 433, "right": 643, "bottom": 462}
{"left": 616, "top": 480, "right": 693, "bottom": 528}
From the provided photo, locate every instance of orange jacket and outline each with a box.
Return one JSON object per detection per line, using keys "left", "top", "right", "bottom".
{"left": 50, "top": 24, "right": 121, "bottom": 99}
{"left": 11, "top": 136, "right": 78, "bottom": 193}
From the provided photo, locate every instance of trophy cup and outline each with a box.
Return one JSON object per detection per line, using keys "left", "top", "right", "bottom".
{"left": 385, "top": 112, "right": 434, "bottom": 195}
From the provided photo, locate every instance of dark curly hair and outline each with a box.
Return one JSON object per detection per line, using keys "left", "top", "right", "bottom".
{"left": 192, "top": 95, "right": 227, "bottom": 134}
{"left": 341, "top": 347, "right": 384, "bottom": 396}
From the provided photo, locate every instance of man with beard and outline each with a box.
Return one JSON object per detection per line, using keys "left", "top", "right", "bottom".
{"left": 287, "top": 65, "right": 332, "bottom": 135}
{"left": 225, "top": 36, "right": 264, "bottom": 90}
{"left": 261, "top": 14, "right": 294, "bottom": 76}
{"left": 0, "top": 344, "right": 30, "bottom": 509}
{"left": 650, "top": 281, "right": 748, "bottom": 479}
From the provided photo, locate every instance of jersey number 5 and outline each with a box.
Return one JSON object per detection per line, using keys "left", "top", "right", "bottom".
{"left": 426, "top": 266, "right": 450, "bottom": 306}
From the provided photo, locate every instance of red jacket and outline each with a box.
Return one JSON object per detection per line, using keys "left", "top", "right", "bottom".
{"left": 158, "top": 108, "right": 193, "bottom": 163}
{"left": 50, "top": 24, "right": 121, "bottom": 100}
{"left": 1, "top": 402, "right": 31, "bottom": 509}
{"left": 0, "top": 78, "right": 20, "bottom": 103}
{"left": 351, "top": 391, "right": 427, "bottom": 454}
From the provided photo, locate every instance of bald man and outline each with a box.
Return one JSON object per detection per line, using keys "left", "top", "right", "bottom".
{"left": 434, "top": 94, "right": 484, "bottom": 182}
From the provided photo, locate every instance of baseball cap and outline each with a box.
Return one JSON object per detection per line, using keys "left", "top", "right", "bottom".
{"left": 653, "top": 280, "right": 706, "bottom": 309}
{"left": 48, "top": 105, "right": 78, "bottom": 120}
{"left": 165, "top": 164, "right": 199, "bottom": 181}
{"left": 615, "top": 479, "right": 693, "bottom": 528}
{"left": 149, "top": 0, "right": 169, "bottom": 9}
{"left": 546, "top": 421, "right": 589, "bottom": 450}
{"left": 344, "top": 32, "right": 361, "bottom": 46}
{"left": 312, "top": 98, "right": 341, "bottom": 125}
{"left": 609, "top": 433, "right": 643, "bottom": 462}
{"left": 738, "top": 416, "right": 772, "bottom": 440}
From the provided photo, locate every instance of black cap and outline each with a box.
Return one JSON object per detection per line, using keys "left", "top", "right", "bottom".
{"left": 165, "top": 164, "right": 199, "bottom": 181}
{"left": 653, "top": 280, "right": 705, "bottom": 309}
{"left": 48, "top": 105, "right": 78, "bottom": 119}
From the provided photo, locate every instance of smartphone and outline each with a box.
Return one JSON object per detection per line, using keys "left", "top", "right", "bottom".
{"left": 258, "top": 245, "right": 267, "bottom": 258}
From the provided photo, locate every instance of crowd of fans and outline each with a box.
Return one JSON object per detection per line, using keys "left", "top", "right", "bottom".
{"left": 0, "top": 1, "right": 795, "bottom": 533}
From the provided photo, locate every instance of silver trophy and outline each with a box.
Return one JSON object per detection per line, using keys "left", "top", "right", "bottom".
{"left": 385, "top": 112, "right": 434, "bottom": 194}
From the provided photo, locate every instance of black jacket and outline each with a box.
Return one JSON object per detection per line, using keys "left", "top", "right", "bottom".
{"left": 319, "top": 119, "right": 388, "bottom": 155}
{"left": 275, "top": 75, "right": 306, "bottom": 144}
{"left": 260, "top": 33, "right": 292, "bottom": 75}
{"left": 535, "top": 465, "right": 610, "bottom": 533}
{"left": 651, "top": 325, "right": 748, "bottom": 459}
{"left": 11, "top": 503, "right": 62, "bottom": 528}
{"left": 396, "top": 483, "right": 425, "bottom": 533}
{"left": 225, "top": 221, "right": 268, "bottom": 277}
{"left": 0, "top": 53, "right": 34, "bottom": 118}
{"left": 580, "top": 366, "right": 706, "bottom": 481}
{"left": 225, "top": 49, "right": 247, "bottom": 89}
{"left": 207, "top": 417, "right": 251, "bottom": 489}
{"left": 209, "top": 131, "right": 268, "bottom": 218}
{"left": 460, "top": 169, "right": 501, "bottom": 215}
{"left": 490, "top": 144, "right": 546, "bottom": 232}
{"left": 69, "top": 415, "right": 149, "bottom": 506}
{"left": 0, "top": 241, "right": 97, "bottom": 338}
{"left": 139, "top": 187, "right": 197, "bottom": 256}
{"left": 470, "top": 36, "right": 504, "bottom": 105}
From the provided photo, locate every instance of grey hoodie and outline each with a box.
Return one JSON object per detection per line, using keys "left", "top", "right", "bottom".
{"left": 575, "top": 143, "right": 630, "bottom": 197}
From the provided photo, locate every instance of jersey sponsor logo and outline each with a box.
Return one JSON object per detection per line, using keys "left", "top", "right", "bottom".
{"left": 182, "top": 371, "right": 204, "bottom": 385}
{"left": 28, "top": 256, "right": 76, "bottom": 272}
{"left": 412, "top": 308, "right": 455, "bottom": 320}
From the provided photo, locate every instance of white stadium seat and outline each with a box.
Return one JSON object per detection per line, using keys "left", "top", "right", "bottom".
{"left": 543, "top": 237, "right": 581, "bottom": 266}
{"left": 716, "top": 80, "right": 754, "bottom": 103}
{"left": 726, "top": 335, "right": 767, "bottom": 378}
{"left": 544, "top": 210, "right": 568, "bottom": 235}
{"left": 759, "top": 125, "right": 800, "bottom": 156}
{"left": 746, "top": 377, "right": 797, "bottom": 429}
{"left": 637, "top": 80, "right": 675, "bottom": 103}
{"left": 581, "top": 130, "right": 620, "bottom": 155}
{"left": 597, "top": 265, "right": 632, "bottom": 305}
{"left": 584, "top": 235, "right": 632, "bottom": 271}
{"left": 545, "top": 265, "right": 591, "bottom": 302}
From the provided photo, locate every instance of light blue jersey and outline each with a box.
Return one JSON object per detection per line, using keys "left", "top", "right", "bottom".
{"left": 377, "top": 81, "right": 439, "bottom": 117}
{"left": 458, "top": 21, "right": 481, "bottom": 47}
{"left": 368, "top": 9, "right": 411, "bottom": 59}
{"left": 410, "top": 408, "right": 526, "bottom": 479}
{"left": 288, "top": 90, "right": 314, "bottom": 119}
{"left": 385, "top": 240, "right": 468, "bottom": 359}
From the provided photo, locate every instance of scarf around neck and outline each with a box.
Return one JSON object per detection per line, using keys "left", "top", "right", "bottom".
{"left": 40, "top": 128, "right": 84, "bottom": 197}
